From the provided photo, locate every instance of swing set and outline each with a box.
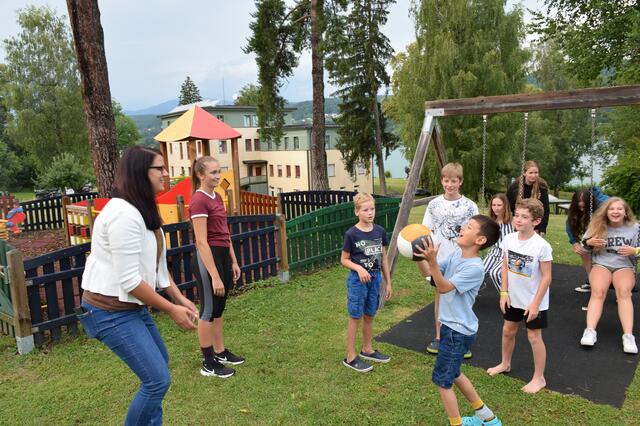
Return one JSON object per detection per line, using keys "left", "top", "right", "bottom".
{"left": 387, "top": 85, "right": 640, "bottom": 275}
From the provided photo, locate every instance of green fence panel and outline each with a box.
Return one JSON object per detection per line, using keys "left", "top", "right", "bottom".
{"left": 286, "top": 198, "right": 400, "bottom": 274}
{"left": 0, "top": 239, "right": 15, "bottom": 336}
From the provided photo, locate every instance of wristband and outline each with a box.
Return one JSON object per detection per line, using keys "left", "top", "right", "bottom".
{"left": 499, "top": 291, "right": 509, "bottom": 297}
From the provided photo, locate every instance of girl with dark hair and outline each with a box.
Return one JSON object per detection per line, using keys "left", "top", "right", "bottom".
{"left": 506, "top": 160, "right": 550, "bottom": 236}
{"left": 566, "top": 187, "right": 608, "bottom": 293}
{"left": 77, "top": 146, "right": 198, "bottom": 425}
{"left": 190, "top": 156, "right": 243, "bottom": 378}
{"left": 483, "top": 193, "right": 515, "bottom": 292}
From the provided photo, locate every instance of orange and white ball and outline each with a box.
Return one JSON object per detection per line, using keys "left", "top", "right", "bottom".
{"left": 397, "top": 224, "right": 433, "bottom": 261}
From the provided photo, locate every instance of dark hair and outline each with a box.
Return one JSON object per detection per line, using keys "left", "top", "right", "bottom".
{"left": 191, "top": 156, "right": 219, "bottom": 193}
{"left": 112, "top": 146, "right": 163, "bottom": 230}
{"left": 568, "top": 189, "right": 596, "bottom": 240}
{"left": 471, "top": 214, "right": 500, "bottom": 250}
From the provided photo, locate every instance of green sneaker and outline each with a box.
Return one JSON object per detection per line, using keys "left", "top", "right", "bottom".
{"left": 426, "top": 338, "right": 439, "bottom": 354}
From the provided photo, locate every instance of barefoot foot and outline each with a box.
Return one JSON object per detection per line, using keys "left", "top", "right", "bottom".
{"left": 487, "top": 363, "right": 511, "bottom": 376}
{"left": 521, "top": 377, "right": 546, "bottom": 393}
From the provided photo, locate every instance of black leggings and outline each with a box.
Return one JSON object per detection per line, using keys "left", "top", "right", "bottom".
{"left": 192, "top": 246, "right": 233, "bottom": 321}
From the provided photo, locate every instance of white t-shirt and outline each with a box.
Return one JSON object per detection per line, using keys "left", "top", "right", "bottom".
{"left": 502, "top": 232, "right": 553, "bottom": 310}
{"left": 422, "top": 195, "right": 478, "bottom": 262}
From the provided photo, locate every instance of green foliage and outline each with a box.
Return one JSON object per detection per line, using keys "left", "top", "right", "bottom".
{"left": 603, "top": 152, "right": 640, "bottom": 214}
{"left": 112, "top": 100, "right": 141, "bottom": 151}
{"left": 384, "top": 170, "right": 392, "bottom": 178}
{"left": 532, "top": 0, "right": 640, "bottom": 84}
{"left": 386, "top": 0, "right": 529, "bottom": 199}
{"left": 325, "top": 0, "right": 398, "bottom": 176}
{"left": 234, "top": 83, "right": 261, "bottom": 106}
{"left": 178, "top": 76, "right": 203, "bottom": 105}
{"left": 36, "top": 152, "right": 94, "bottom": 192}
{"left": 2, "top": 6, "right": 89, "bottom": 169}
{"left": 244, "top": 0, "right": 309, "bottom": 143}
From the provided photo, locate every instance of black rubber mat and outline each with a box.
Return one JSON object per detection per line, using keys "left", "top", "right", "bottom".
{"left": 377, "top": 264, "right": 640, "bottom": 407}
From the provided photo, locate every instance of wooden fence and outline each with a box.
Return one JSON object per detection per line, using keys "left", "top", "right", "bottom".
{"left": 286, "top": 197, "right": 401, "bottom": 273}
{"left": 239, "top": 191, "right": 278, "bottom": 216}
{"left": 21, "top": 192, "right": 98, "bottom": 231}
{"left": 280, "top": 190, "right": 359, "bottom": 220}
{"left": 7, "top": 215, "right": 283, "bottom": 349}
{"left": 0, "top": 194, "right": 19, "bottom": 220}
{"left": 0, "top": 239, "right": 14, "bottom": 336}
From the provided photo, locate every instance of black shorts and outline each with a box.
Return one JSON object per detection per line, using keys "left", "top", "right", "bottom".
{"left": 192, "top": 246, "right": 234, "bottom": 321}
{"left": 503, "top": 306, "right": 548, "bottom": 329}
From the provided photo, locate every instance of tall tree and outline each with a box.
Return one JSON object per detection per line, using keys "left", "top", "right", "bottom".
{"left": 3, "top": 6, "right": 89, "bottom": 170}
{"left": 326, "top": 0, "right": 397, "bottom": 195}
{"left": 246, "top": 0, "right": 347, "bottom": 190}
{"left": 66, "top": 0, "right": 119, "bottom": 197}
{"left": 386, "top": 0, "right": 529, "bottom": 199}
{"left": 234, "top": 83, "right": 261, "bottom": 106}
{"left": 178, "top": 76, "right": 203, "bottom": 105}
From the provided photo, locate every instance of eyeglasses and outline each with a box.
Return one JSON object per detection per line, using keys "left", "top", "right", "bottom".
{"left": 149, "top": 166, "right": 165, "bottom": 171}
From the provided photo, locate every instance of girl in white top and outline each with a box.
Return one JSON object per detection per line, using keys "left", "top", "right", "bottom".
{"left": 78, "top": 146, "right": 197, "bottom": 425}
{"left": 483, "top": 193, "right": 515, "bottom": 292}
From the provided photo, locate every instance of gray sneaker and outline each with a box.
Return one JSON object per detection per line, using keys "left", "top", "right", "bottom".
{"left": 427, "top": 338, "right": 440, "bottom": 354}
{"left": 360, "top": 350, "right": 391, "bottom": 363}
{"left": 343, "top": 355, "right": 373, "bottom": 372}
{"left": 575, "top": 283, "right": 591, "bottom": 293}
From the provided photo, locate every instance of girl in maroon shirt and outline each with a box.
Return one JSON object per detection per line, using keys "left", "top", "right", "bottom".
{"left": 190, "top": 156, "right": 244, "bottom": 378}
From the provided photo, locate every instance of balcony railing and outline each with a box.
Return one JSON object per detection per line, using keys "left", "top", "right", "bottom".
{"left": 240, "top": 175, "right": 268, "bottom": 186}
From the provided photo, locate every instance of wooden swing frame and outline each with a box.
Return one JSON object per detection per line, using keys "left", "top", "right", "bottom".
{"left": 387, "top": 85, "right": 640, "bottom": 274}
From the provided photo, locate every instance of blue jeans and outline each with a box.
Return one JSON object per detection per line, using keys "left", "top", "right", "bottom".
{"left": 78, "top": 301, "right": 171, "bottom": 426}
{"left": 432, "top": 324, "right": 476, "bottom": 389}
{"left": 346, "top": 270, "right": 382, "bottom": 319}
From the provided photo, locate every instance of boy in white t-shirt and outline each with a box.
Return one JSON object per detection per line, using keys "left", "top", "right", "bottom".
{"left": 487, "top": 198, "right": 552, "bottom": 393}
{"left": 422, "top": 163, "right": 479, "bottom": 356}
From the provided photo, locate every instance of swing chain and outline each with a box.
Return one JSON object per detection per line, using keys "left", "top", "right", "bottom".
{"left": 481, "top": 114, "right": 487, "bottom": 208}
{"left": 589, "top": 108, "right": 596, "bottom": 219}
{"left": 521, "top": 112, "right": 529, "bottom": 172}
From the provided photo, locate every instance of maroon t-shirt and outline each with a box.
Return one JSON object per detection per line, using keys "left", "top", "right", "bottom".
{"left": 189, "top": 190, "right": 230, "bottom": 247}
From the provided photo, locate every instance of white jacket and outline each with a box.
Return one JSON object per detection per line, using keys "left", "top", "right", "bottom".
{"left": 81, "top": 198, "right": 170, "bottom": 304}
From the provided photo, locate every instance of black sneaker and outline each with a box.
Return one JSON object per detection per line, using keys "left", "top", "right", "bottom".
{"left": 360, "top": 350, "right": 391, "bottom": 363}
{"left": 426, "top": 338, "right": 440, "bottom": 355}
{"left": 574, "top": 283, "right": 591, "bottom": 293}
{"left": 200, "top": 359, "right": 235, "bottom": 378}
{"left": 343, "top": 356, "right": 373, "bottom": 373}
{"left": 215, "top": 349, "right": 245, "bottom": 365}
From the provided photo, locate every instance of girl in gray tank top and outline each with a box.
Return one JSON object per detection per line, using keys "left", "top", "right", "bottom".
{"left": 580, "top": 197, "right": 640, "bottom": 354}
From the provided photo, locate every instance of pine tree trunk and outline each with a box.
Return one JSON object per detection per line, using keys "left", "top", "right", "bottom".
{"left": 66, "top": 0, "right": 119, "bottom": 197}
{"left": 373, "top": 100, "right": 387, "bottom": 195}
{"left": 309, "top": 0, "right": 329, "bottom": 191}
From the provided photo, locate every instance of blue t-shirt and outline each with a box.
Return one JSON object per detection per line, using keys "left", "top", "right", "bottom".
{"left": 342, "top": 224, "right": 389, "bottom": 272}
{"left": 437, "top": 246, "right": 485, "bottom": 336}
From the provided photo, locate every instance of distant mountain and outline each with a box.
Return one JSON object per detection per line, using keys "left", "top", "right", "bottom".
{"left": 125, "top": 99, "right": 178, "bottom": 116}
{"left": 129, "top": 114, "right": 162, "bottom": 148}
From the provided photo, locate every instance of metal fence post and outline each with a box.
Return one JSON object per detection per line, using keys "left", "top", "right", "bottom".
{"left": 7, "top": 249, "right": 34, "bottom": 354}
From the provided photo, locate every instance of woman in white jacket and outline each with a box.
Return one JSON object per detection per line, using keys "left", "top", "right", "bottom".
{"left": 77, "top": 146, "right": 198, "bottom": 425}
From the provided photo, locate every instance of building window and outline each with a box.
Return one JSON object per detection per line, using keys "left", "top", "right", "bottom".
{"left": 324, "top": 135, "right": 330, "bottom": 148}
{"left": 216, "top": 114, "right": 224, "bottom": 122}
{"left": 245, "top": 139, "right": 252, "bottom": 152}
{"left": 295, "top": 165, "right": 301, "bottom": 178}
{"left": 293, "top": 136, "right": 299, "bottom": 149}
{"left": 180, "top": 166, "right": 185, "bottom": 176}
{"left": 256, "top": 166, "right": 262, "bottom": 176}
{"left": 327, "top": 164, "right": 335, "bottom": 177}
{"left": 196, "top": 140, "right": 201, "bottom": 155}
{"left": 286, "top": 165, "right": 291, "bottom": 177}
{"left": 267, "top": 141, "right": 273, "bottom": 150}
{"left": 277, "top": 165, "right": 283, "bottom": 177}
{"left": 171, "top": 166, "right": 174, "bottom": 176}
{"left": 179, "top": 142, "right": 184, "bottom": 160}
{"left": 219, "top": 140, "right": 227, "bottom": 154}
{"left": 243, "top": 115, "right": 252, "bottom": 127}
{"left": 187, "top": 166, "right": 191, "bottom": 175}
{"left": 254, "top": 139, "right": 260, "bottom": 151}
{"left": 169, "top": 143, "right": 173, "bottom": 155}
{"left": 284, "top": 137, "right": 289, "bottom": 150}
{"left": 166, "top": 121, "right": 171, "bottom": 127}
{"left": 357, "top": 163, "right": 365, "bottom": 175}
{"left": 252, "top": 115, "right": 258, "bottom": 126}
{"left": 269, "top": 164, "right": 274, "bottom": 176}
{"left": 278, "top": 187, "right": 283, "bottom": 194}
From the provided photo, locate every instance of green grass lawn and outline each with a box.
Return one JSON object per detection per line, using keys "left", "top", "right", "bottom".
{"left": 0, "top": 213, "right": 636, "bottom": 425}
{"left": 11, "top": 192, "right": 35, "bottom": 202}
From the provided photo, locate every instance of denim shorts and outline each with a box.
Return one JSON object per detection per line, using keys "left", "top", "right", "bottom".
{"left": 432, "top": 324, "right": 476, "bottom": 389}
{"left": 346, "top": 270, "right": 382, "bottom": 319}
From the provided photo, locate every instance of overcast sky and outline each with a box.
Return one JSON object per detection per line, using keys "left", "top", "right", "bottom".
{"left": 0, "top": 0, "right": 542, "bottom": 111}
